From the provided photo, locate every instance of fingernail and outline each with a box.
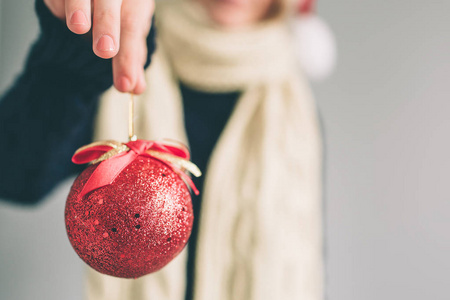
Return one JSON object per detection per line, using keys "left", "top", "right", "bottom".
{"left": 70, "top": 10, "right": 88, "bottom": 25}
{"left": 97, "top": 35, "right": 115, "bottom": 52}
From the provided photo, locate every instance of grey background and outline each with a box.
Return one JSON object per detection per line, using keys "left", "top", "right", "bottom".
{"left": 1, "top": 0, "right": 449, "bottom": 299}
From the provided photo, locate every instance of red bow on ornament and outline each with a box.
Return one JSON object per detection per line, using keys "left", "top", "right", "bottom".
{"left": 72, "top": 140, "right": 201, "bottom": 200}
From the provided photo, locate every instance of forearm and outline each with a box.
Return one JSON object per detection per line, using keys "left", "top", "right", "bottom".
{"left": 0, "top": 76, "right": 98, "bottom": 204}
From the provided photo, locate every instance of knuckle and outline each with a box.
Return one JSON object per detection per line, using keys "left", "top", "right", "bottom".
{"left": 122, "top": 16, "right": 141, "bottom": 34}
{"left": 97, "top": 8, "right": 116, "bottom": 24}
{"left": 118, "top": 51, "right": 134, "bottom": 67}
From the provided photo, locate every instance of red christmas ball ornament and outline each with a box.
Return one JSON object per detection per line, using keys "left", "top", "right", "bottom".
{"left": 65, "top": 140, "right": 200, "bottom": 278}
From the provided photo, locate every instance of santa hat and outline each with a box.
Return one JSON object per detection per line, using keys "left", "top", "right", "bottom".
{"left": 290, "top": 0, "right": 337, "bottom": 81}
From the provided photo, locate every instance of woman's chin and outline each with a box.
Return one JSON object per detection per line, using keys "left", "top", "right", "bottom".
{"left": 198, "top": 0, "right": 275, "bottom": 28}
{"left": 197, "top": 0, "right": 253, "bottom": 28}
{"left": 208, "top": 9, "right": 254, "bottom": 28}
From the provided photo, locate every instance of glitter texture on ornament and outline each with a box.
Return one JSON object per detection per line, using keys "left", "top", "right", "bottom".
{"left": 65, "top": 156, "right": 194, "bottom": 278}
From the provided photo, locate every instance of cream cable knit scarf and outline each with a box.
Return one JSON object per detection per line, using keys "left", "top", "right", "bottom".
{"left": 87, "top": 1, "right": 324, "bottom": 299}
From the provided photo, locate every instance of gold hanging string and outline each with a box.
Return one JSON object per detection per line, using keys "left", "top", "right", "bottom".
{"left": 129, "top": 93, "right": 137, "bottom": 141}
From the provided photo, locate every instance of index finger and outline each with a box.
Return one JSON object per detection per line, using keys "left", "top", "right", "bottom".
{"left": 92, "top": 0, "right": 122, "bottom": 59}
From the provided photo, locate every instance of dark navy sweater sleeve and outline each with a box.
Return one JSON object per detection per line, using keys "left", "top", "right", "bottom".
{"left": 0, "top": 0, "right": 156, "bottom": 205}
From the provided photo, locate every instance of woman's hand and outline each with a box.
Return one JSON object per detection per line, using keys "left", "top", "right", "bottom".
{"left": 44, "top": 0, "right": 154, "bottom": 94}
